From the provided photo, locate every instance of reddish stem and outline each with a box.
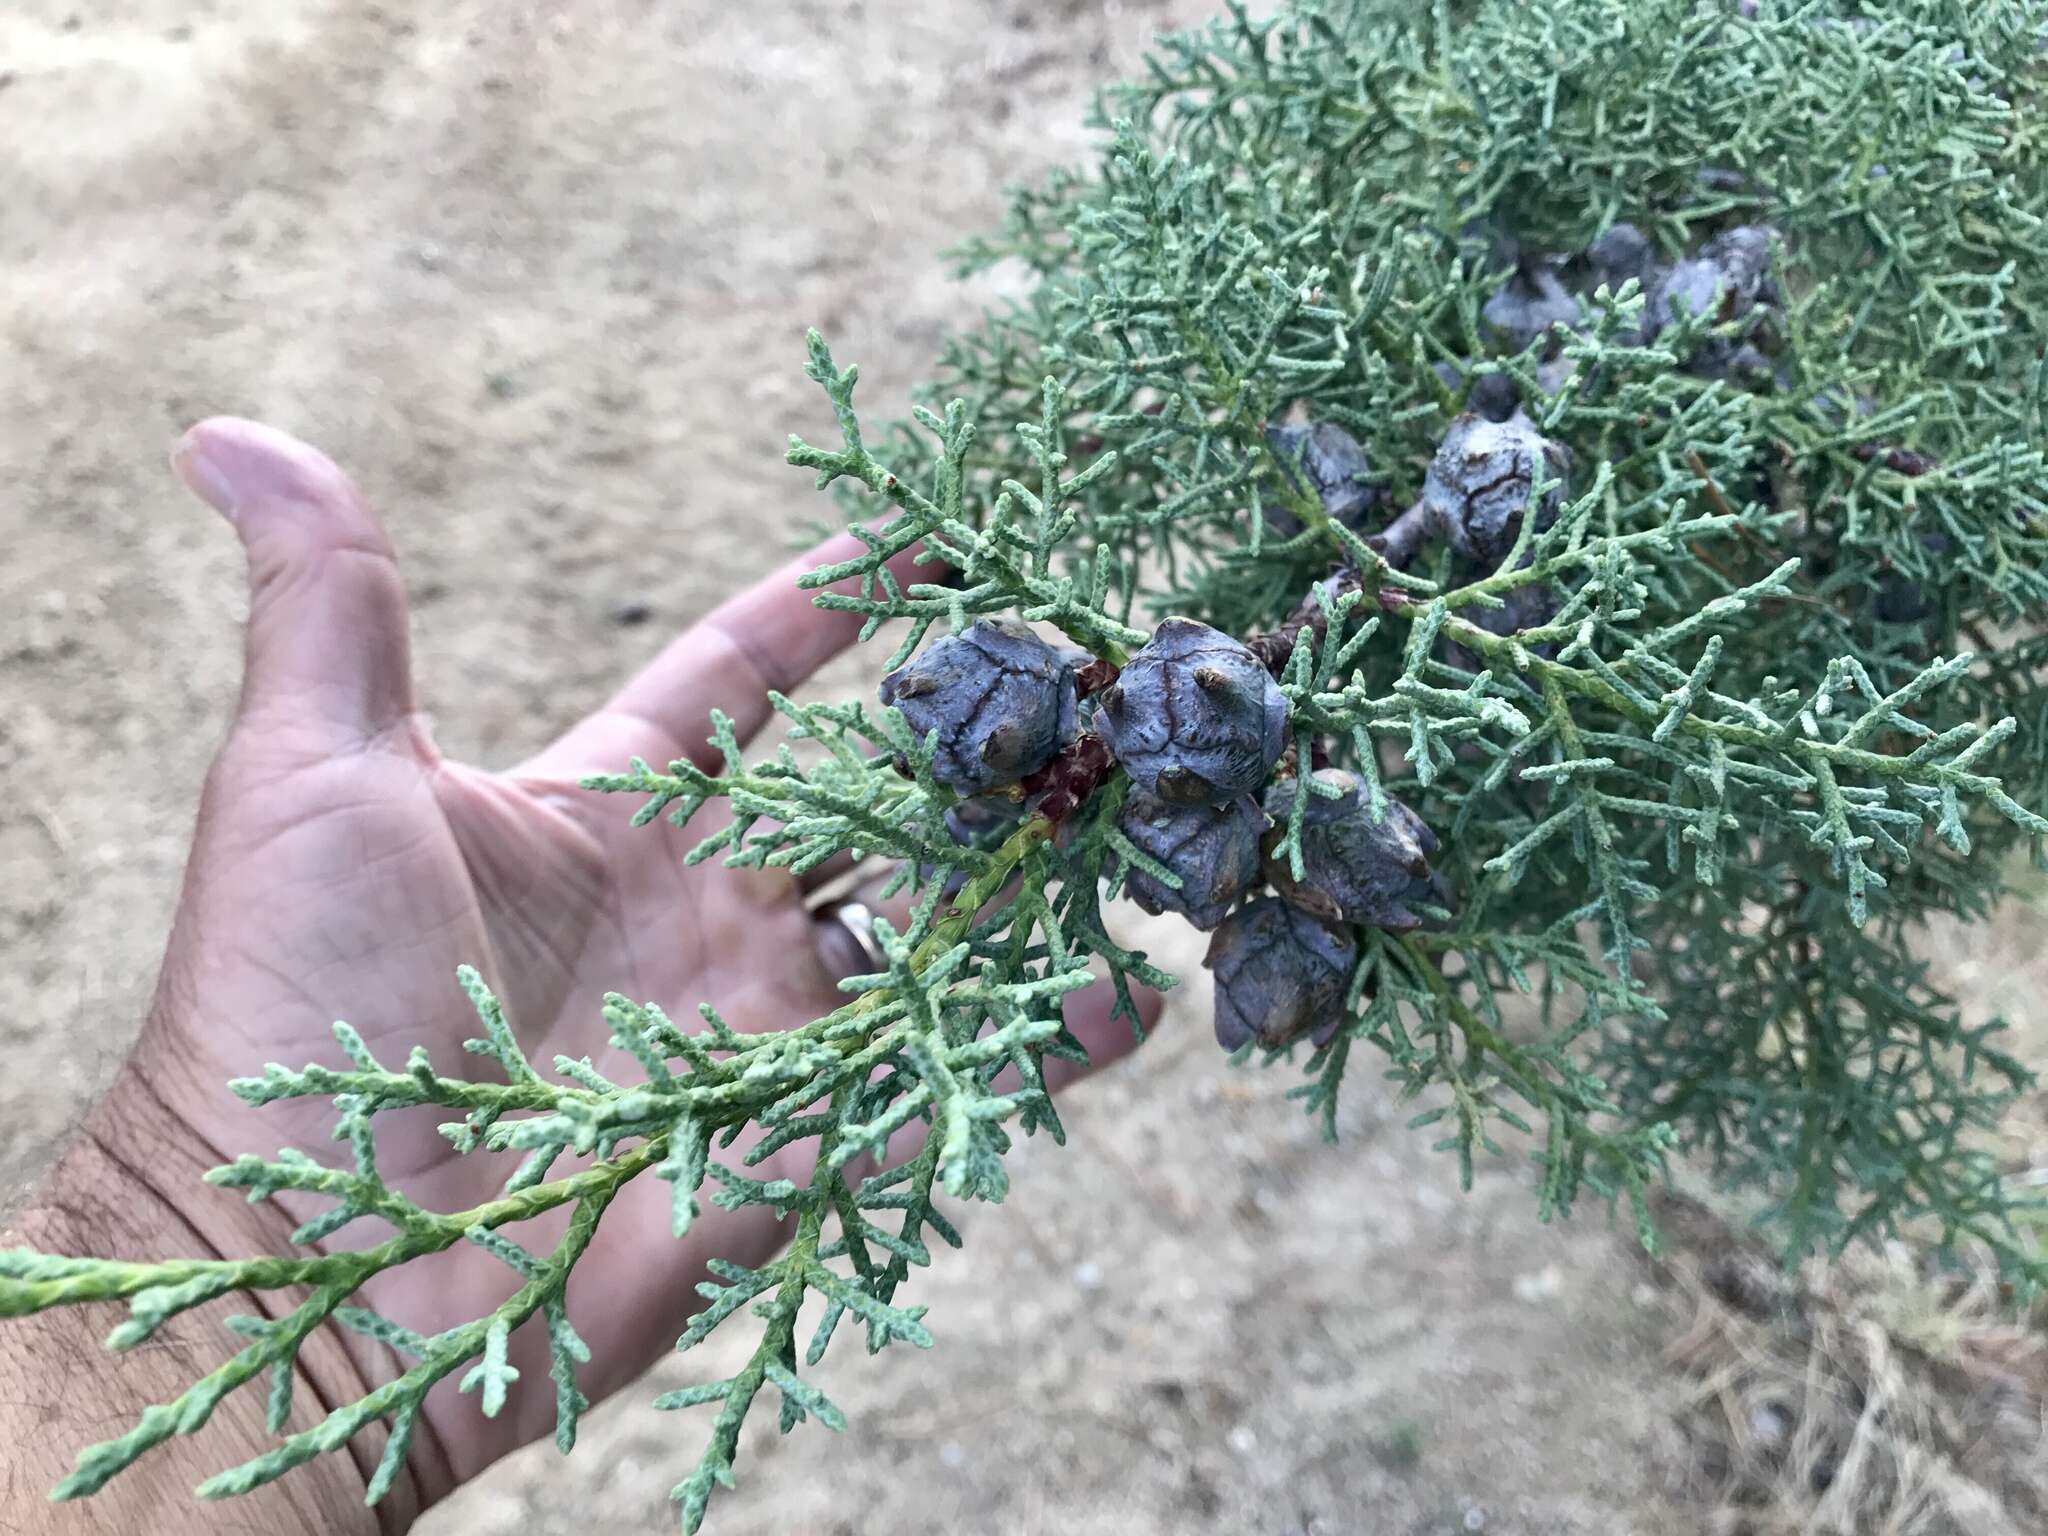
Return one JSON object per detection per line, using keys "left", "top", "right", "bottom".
{"left": 1021, "top": 733, "right": 1115, "bottom": 825}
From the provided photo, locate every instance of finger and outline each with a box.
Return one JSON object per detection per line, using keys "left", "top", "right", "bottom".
{"left": 171, "top": 417, "right": 420, "bottom": 756}
{"left": 524, "top": 528, "right": 923, "bottom": 779}
{"left": 796, "top": 848, "right": 865, "bottom": 899}
{"left": 808, "top": 867, "right": 920, "bottom": 982}
{"left": 814, "top": 855, "right": 1032, "bottom": 956}
{"left": 811, "top": 904, "right": 880, "bottom": 985}
{"left": 1041, "top": 974, "right": 1163, "bottom": 1095}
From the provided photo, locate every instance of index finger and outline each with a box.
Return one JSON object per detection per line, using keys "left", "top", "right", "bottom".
{"left": 522, "top": 527, "right": 927, "bottom": 779}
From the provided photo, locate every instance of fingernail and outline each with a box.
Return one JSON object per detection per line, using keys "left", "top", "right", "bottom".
{"left": 171, "top": 436, "right": 240, "bottom": 523}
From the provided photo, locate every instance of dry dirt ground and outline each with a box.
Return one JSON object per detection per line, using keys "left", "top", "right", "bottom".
{"left": 1, "top": 5, "right": 2041, "bottom": 1535}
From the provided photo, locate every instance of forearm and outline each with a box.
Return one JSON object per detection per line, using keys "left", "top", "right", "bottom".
{"left": 0, "top": 1063, "right": 424, "bottom": 1535}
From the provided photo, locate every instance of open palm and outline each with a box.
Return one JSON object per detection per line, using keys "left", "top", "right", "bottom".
{"left": 137, "top": 419, "right": 1152, "bottom": 1503}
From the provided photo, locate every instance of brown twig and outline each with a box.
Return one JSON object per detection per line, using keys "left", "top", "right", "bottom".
{"left": 1366, "top": 499, "right": 1432, "bottom": 570}
{"left": 1684, "top": 449, "right": 1839, "bottom": 612}
{"left": 1245, "top": 500, "right": 1433, "bottom": 676}
{"left": 1246, "top": 568, "right": 1360, "bottom": 674}
{"left": 1686, "top": 449, "right": 1739, "bottom": 521}
{"left": 1019, "top": 732, "right": 1114, "bottom": 824}
{"left": 1850, "top": 443, "right": 1938, "bottom": 477}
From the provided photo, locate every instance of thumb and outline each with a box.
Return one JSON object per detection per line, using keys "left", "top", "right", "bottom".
{"left": 172, "top": 417, "right": 420, "bottom": 757}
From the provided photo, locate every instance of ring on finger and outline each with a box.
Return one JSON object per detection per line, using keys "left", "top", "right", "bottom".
{"left": 821, "top": 899, "right": 890, "bottom": 975}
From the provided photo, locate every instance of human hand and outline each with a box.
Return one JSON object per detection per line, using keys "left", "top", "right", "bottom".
{"left": 7, "top": 419, "right": 1155, "bottom": 1530}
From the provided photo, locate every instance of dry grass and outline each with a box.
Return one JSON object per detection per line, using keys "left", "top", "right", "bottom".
{"left": 1648, "top": 1192, "right": 2048, "bottom": 1536}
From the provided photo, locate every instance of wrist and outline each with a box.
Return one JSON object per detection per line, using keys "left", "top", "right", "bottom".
{"left": 2, "top": 1051, "right": 443, "bottom": 1533}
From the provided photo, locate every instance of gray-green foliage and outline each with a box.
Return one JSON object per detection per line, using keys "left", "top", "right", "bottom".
{"left": 929, "top": 0, "right": 2048, "bottom": 1246}
{"left": 3, "top": 1, "right": 2046, "bottom": 1528}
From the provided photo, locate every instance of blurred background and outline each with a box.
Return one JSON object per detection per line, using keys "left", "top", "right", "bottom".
{"left": 4, "top": 4, "right": 2044, "bottom": 1532}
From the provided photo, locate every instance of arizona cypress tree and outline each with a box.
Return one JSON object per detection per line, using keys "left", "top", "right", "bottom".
{"left": 5, "top": 1, "right": 2046, "bottom": 1528}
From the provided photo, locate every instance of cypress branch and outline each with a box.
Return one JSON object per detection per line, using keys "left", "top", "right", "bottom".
{"left": 9, "top": 1, "right": 2048, "bottom": 1527}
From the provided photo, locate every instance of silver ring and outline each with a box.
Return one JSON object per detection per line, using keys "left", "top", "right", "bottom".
{"left": 825, "top": 899, "right": 890, "bottom": 974}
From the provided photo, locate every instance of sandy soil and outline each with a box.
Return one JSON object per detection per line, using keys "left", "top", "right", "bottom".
{"left": 8, "top": 4, "right": 2034, "bottom": 1535}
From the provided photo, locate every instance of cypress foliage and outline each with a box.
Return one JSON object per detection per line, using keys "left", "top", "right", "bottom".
{"left": 5, "top": 2, "right": 2045, "bottom": 1526}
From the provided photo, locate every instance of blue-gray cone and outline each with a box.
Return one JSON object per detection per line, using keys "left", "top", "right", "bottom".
{"left": 1093, "top": 618, "right": 1290, "bottom": 806}
{"left": 1117, "top": 791, "right": 1267, "bottom": 931}
{"left": 1264, "top": 421, "right": 1381, "bottom": 531}
{"left": 1466, "top": 562, "right": 1557, "bottom": 643}
{"left": 1578, "top": 222, "right": 1662, "bottom": 345}
{"left": 943, "top": 795, "right": 1022, "bottom": 847}
{"left": 1205, "top": 897, "right": 1357, "bottom": 1051}
{"left": 880, "top": 617, "right": 1078, "bottom": 796}
{"left": 1434, "top": 360, "right": 1522, "bottom": 423}
{"left": 1263, "top": 771, "right": 1444, "bottom": 930}
{"left": 1874, "top": 532, "right": 1953, "bottom": 626}
{"left": 1586, "top": 223, "right": 1654, "bottom": 290}
{"left": 1481, "top": 265, "right": 1580, "bottom": 355}
{"left": 1421, "top": 414, "right": 1571, "bottom": 567}
{"left": 917, "top": 794, "right": 1025, "bottom": 898}
{"left": 1467, "top": 370, "right": 1524, "bottom": 423}
{"left": 1646, "top": 225, "right": 1775, "bottom": 368}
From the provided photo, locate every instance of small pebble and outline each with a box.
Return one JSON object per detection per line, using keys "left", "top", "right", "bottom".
{"left": 1072, "top": 1260, "right": 1104, "bottom": 1291}
{"left": 611, "top": 600, "right": 654, "bottom": 627}
{"left": 1228, "top": 1424, "right": 1259, "bottom": 1454}
{"left": 1749, "top": 1402, "right": 1793, "bottom": 1449}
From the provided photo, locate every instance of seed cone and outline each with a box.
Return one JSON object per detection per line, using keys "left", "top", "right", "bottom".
{"left": 1205, "top": 897, "right": 1357, "bottom": 1051}
{"left": 1093, "top": 618, "right": 1290, "bottom": 806}
{"left": 1264, "top": 420, "right": 1381, "bottom": 532}
{"left": 1117, "top": 791, "right": 1267, "bottom": 931}
{"left": 1648, "top": 224, "right": 1777, "bottom": 376}
{"left": 880, "top": 618, "right": 1078, "bottom": 796}
{"left": 1482, "top": 264, "right": 1580, "bottom": 354}
{"left": 1420, "top": 414, "right": 1570, "bottom": 567}
{"left": 1262, "top": 771, "right": 1445, "bottom": 931}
